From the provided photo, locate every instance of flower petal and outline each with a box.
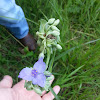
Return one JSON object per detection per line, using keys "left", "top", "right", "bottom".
{"left": 37, "top": 74, "right": 46, "bottom": 87}
{"left": 18, "top": 67, "right": 33, "bottom": 81}
{"left": 32, "top": 77, "right": 38, "bottom": 85}
{"left": 33, "top": 57, "right": 46, "bottom": 73}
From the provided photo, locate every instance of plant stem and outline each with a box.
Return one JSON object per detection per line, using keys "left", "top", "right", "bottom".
{"left": 48, "top": 50, "right": 56, "bottom": 72}
{"left": 46, "top": 48, "right": 51, "bottom": 69}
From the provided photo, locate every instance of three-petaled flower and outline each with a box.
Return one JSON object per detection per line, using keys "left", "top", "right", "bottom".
{"left": 18, "top": 57, "right": 46, "bottom": 87}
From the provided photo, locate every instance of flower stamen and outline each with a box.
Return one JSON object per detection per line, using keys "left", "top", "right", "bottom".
{"left": 31, "top": 69, "right": 38, "bottom": 77}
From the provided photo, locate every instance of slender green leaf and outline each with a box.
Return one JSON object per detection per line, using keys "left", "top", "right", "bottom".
{"left": 49, "top": 86, "right": 60, "bottom": 100}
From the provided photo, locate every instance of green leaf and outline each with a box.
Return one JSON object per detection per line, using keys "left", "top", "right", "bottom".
{"left": 24, "top": 81, "right": 44, "bottom": 96}
{"left": 22, "top": 51, "right": 34, "bottom": 58}
{"left": 46, "top": 75, "right": 54, "bottom": 81}
{"left": 44, "top": 75, "right": 54, "bottom": 91}
{"left": 49, "top": 86, "right": 60, "bottom": 100}
{"left": 39, "top": 19, "right": 47, "bottom": 33}
{"left": 33, "top": 86, "right": 43, "bottom": 96}
{"left": 24, "top": 81, "right": 33, "bottom": 90}
{"left": 67, "top": 65, "right": 84, "bottom": 77}
{"left": 44, "top": 71, "right": 52, "bottom": 76}
{"left": 44, "top": 81, "right": 51, "bottom": 91}
{"left": 24, "top": 47, "right": 29, "bottom": 53}
{"left": 24, "top": 80, "right": 27, "bottom": 88}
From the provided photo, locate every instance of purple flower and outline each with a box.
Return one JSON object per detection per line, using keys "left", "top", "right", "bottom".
{"left": 18, "top": 57, "right": 46, "bottom": 87}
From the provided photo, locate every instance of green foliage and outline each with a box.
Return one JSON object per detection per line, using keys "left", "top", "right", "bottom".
{"left": 49, "top": 86, "right": 60, "bottom": 100}
{"left": 0, "top": 0, "right": 100, "bottom": 99}
{"left": 24, "top": 75, "right": 54, "bottom": 96}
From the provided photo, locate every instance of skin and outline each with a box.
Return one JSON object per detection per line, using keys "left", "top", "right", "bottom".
{"left": 0, "top": 75, "right": 60, "bottom": 100}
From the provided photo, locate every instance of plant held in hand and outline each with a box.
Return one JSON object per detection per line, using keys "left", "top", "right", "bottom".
{"left": 18, "top": 18, "right": 61, "bottom": 100}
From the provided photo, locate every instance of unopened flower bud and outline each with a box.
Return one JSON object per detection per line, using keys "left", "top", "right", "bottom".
{"left": 39, "top": 52, "right": 44, "bottom": 59}
{"left": 44, "top": 24, "right": 49, "bottom": 31}
{"left": 48, "top": 18, "right": 55, "bottom": 24}
{"left": 39, "top": 35, "right": 45, "bottom": 39}
{"left": 47, "top": 31, "right": 60, "bottom": 36}
{"left": 36, "top": 31, "right": 45, "bottom": 35}
{"left": 47, "top": 44, "right": 51, "bottom": 47}
{"left": 56, "top": 36, "right": 61, "bottom": 42}
{"left": 52, "top": 31, "right": 60, "bottom": 36}
{"left": 36, "top": 31, "right": 39, "bottom": 35}
{"left": 37, "top": 39, "right": 41, "bottom": 45}
{"left": 51, "top": 26, "right": 60, "bottom": 32}
{"left": 56, "top": 44, "right": 62, "bottom": 50}
{"left": 53, "top": 19, "right": 60, "bottom": 26}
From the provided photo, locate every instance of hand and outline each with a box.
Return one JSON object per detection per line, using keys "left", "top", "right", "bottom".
{"left": 0, "top": 75, "right": 60, "bottom": 100}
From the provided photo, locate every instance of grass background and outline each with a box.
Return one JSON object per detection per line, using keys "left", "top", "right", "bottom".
{"left": 0, "top": 0, "right": 100, "bottom": 99}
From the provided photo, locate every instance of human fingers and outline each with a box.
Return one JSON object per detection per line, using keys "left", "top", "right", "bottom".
{"left": 12, "top": 80, "right": 25, "bottom": 90}
{"left": 0, "top": 75, "right": 13, "bottom": 88}
{"left": 42, "top": 75, "right": 54, "bottom": 96}
{"left": 13, "top": 80, "right": 36, "bottom": 94}
{"left": 13, "top": 80, "right": 41, "bottom": 100}
{"left": 42, "top": 85, "right": 60, "bottom": 100}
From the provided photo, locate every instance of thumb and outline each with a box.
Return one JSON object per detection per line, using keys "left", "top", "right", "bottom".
{"left": 0, "top": 75, "right": 13, "bottom": 88}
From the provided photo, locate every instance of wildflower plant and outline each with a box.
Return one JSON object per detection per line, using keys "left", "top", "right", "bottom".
{"left": 18, "top": 18, "right": 62, "bottom": 99}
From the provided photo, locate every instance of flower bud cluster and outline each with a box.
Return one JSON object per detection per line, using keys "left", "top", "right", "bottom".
{"left": 36, "top": 18, "right": 62, "bottom": 58}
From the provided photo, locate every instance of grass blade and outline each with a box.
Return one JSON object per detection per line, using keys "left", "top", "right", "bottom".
{"left": 55, "top": 38, "right": 100, "bottom": 61}
{"left": 49, "top": 86, "right": 60, "bottom": 100}
{"left": 67, "top": 65, "right": 84, "bottom": 77}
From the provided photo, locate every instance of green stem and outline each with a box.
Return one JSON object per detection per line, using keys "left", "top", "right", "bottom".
{"left": 46, "top": 25, "right": 53, "bottom": 34}
{"left": 48, "top": 50, "right": 56, "bottom": 72}
{"left": 46, "top": 48, "right": 51, "bottom": 69}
